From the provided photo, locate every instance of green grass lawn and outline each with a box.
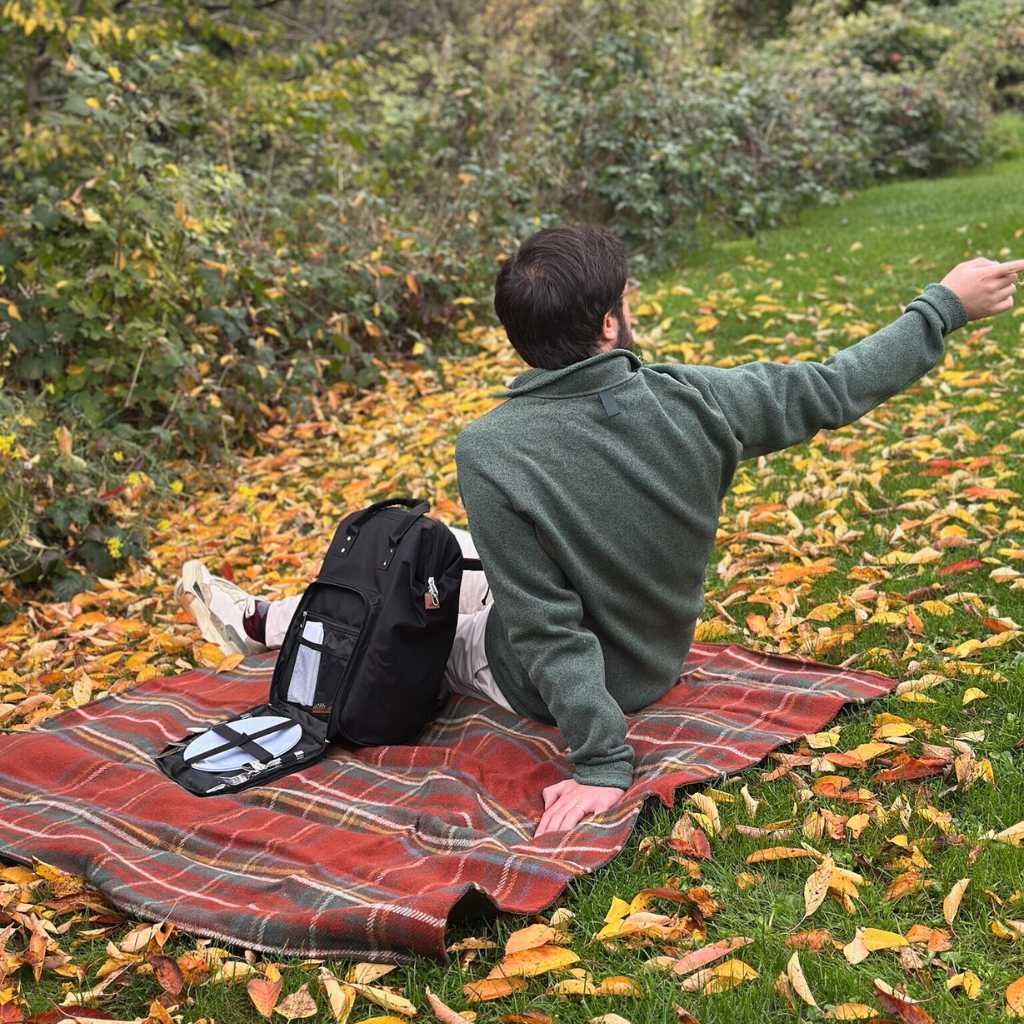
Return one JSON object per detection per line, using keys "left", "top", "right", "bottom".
{"left": 16, "top": 113, "right": 1024, "bottom": 1024}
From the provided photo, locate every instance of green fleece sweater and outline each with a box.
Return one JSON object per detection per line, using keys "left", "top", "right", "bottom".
{"left": 454, "top": 282, "right": 968, "bottom": 789}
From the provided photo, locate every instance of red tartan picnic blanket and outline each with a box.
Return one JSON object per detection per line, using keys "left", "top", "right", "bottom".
{"left": 0, "top": 643, "right": 895, "bottom": 962}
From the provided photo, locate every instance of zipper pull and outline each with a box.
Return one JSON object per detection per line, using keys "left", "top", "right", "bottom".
{"left": 424, "top": 576, "right": 440, "bottom": 609}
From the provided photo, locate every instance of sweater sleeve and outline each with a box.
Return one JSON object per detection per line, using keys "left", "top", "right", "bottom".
{"left": 680, "top": 283, "right": 968, "bottom": 461}
{"left": 455, "top": 439, "right": 635, "bottom": 790}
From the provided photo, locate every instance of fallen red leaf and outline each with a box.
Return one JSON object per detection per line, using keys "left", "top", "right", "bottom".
{"left": 638, "top": 886, "right": 689, "bottom": 904}
{"left": 669, "top": 821, "right": 711, "bottom": 860}
{"left": 921, "top": 459, "right": 965, "bottom": 476}
{"left": 938, "top": 558, "right": 984, "bottom": 576}
{"left": 672, "top": 936, "right": 754, "bottom": 975}
{"left": 873, "top": 981, "right": 934, "bottom": 1023}
{"left": 149, "top": 953, "right": 184, "bottom": 996}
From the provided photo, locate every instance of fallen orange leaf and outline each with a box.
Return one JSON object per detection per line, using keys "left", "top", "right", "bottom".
{"left": 248, "top": 976, "right": 283, "bottom": 1019}
{"left": 463, "top": 976, "right": 529, "bottom": 1002}
{"left": 1007, "top": 975, "right": 1024, "bottom": 1017}
{"left": 943, "top": 877, "right": 970, "bottom": 926}
{"left": 504, "top": 923, "right": 566, "bottom": 955}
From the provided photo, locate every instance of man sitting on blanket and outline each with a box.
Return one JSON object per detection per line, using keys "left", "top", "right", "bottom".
{"left": 176, "top": 224, "right": 1020, "bottom": 837}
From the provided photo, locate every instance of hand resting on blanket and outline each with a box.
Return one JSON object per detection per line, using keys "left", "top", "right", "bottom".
{"left": 535, "top": 778, "right": 625, "bottom": 837}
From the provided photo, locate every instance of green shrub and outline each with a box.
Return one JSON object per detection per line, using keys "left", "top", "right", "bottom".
{"left": 937, "top": 15, "right": 1024, "bottom": 112}
{"left": 981, "top": 110, "right": 1024, "bottom": 162}
{"left": 0, "top": 392, "right": 153, "bottom": 609}
{"left": 814, "top": 5, "right": 957, "bottom": 73}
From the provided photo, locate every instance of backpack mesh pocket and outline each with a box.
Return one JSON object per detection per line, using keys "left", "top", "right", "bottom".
{"left": 281, "top": 613, "right": 363, "bottom": 715}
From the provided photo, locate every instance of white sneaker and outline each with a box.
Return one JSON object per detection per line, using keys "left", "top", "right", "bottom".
{"left": 174, "top": 559, "right": 268, "bottom": 656}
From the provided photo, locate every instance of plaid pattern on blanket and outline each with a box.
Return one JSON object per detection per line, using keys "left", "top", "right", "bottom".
{"left": 0, "top": 643, "right": 895, "bottom": 961}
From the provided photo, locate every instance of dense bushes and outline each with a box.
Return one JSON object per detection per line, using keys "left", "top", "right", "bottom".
{"left": 813, "top": 7, "right": 957, "bottom": 73}
{"left": 0, "top": 0, "right": 1013, "bottom": 605}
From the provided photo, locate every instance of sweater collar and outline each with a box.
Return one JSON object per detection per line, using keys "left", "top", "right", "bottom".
{"left": 495, "top": 349, "right": 642, "bottom": 398}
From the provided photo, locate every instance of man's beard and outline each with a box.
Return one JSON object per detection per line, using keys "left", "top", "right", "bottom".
{"left": 613, "top": 313, "right": 635, "bottom": 352}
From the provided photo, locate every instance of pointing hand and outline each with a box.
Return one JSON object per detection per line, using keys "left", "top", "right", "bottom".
{"left": 941, "top": 256, "right": 1023, "bottom": 321}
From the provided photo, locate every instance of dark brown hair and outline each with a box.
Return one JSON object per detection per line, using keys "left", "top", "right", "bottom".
{"left": 493, "top": 224, "right": 628, "bottom": 369}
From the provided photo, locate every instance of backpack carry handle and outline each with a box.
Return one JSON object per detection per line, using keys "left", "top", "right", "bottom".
{"left": 328, "top": 497, "right": 431, "bottom": 564}
{"left": 348, "top": 497, "right": 428, "bottom": 535}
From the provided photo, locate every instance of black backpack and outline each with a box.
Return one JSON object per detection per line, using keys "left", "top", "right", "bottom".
{"left": 156, "top": 497, "right": 482, "bottom": 796}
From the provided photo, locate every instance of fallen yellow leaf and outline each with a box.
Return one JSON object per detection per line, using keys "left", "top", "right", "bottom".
{"left": 824, "top": 1004, "right": 877, "bottom": 1020}
{"left": 318, "top": 969, "right": 356, "bottom": 1023}
{"left": 593, "top": 975, "right": 641, "bottom": 997}
{"left": 786, "top": 952, "right": 817, "bottom": 1008}
{"left": 746, "top": 847, "right": 816, "bottom": 864}
{"left": 701, "top": 959, "right": 758, "bottom": 995}
{"left": 806, "top": 603, "right": 844, "bottom": 623}
{"left": 947, "top": 970, "right": 981, "bottom": 999}
{"left": 876, "top": 722, "right": 916, "bottom": 739}
{"left": 860, "top": 928, "right": 909, "bottom": 951}
{"left": 688, "top": 793, "right": 722, "bottom": 835}
{"left": 346, "top": 963, "right": 397, "bottom": 985}
{"left": 995, "top": 821, "right": 1024, "bottom": 846}
{"left": 682, "top": 959, "right": 758, "bottom": 994}
{"left": 345, "top": 983, "right": 417, "bottom": 1017}
{"left": 803, "top": 855, "right": 834, "bottom": 920}
{"left": 806, "top": 730, "right": 840, "bottom": 750}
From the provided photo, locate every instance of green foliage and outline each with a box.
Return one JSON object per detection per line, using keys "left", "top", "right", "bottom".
{"left": 935, "top": 1, "right": 1024, "bottom": 112}
{"left": 982, "top": 110, "right": 1024, "bottom": 162}
{"left": 0, "top": 392, "right": 151, "bottom": 607}
{"left": 0, "top": 0, "right": 1004, "bottom": 598}
{"left": 784, "top": 0, "right": 1024, "bottom": 110}
{"left": 701, "top": 0, "right": 798, "bottom": 50}
{"left": 814, "top": 4, "right": 957, "bottom": 73}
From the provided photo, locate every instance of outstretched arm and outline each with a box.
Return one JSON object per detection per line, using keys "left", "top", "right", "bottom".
{"left": 676, "top": 259, "right": 1020, "bottom": 461}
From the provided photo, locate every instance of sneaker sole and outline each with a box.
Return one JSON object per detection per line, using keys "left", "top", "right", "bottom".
{"left": 178, "top": 560, "right": 249, "bottom": 657}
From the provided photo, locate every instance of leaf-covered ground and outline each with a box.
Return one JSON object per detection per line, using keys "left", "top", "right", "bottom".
{"left": 2, "top": 143, "right": 1024, "bottom": 1023}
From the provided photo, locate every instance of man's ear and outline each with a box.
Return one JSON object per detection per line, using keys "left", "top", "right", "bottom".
{"left": 599, "top": 310, "right": 618, "bottom": 349}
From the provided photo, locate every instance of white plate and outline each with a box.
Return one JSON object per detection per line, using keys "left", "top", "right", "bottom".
{"left": 184, "top": 715, "right": 303, "bottom": 773}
